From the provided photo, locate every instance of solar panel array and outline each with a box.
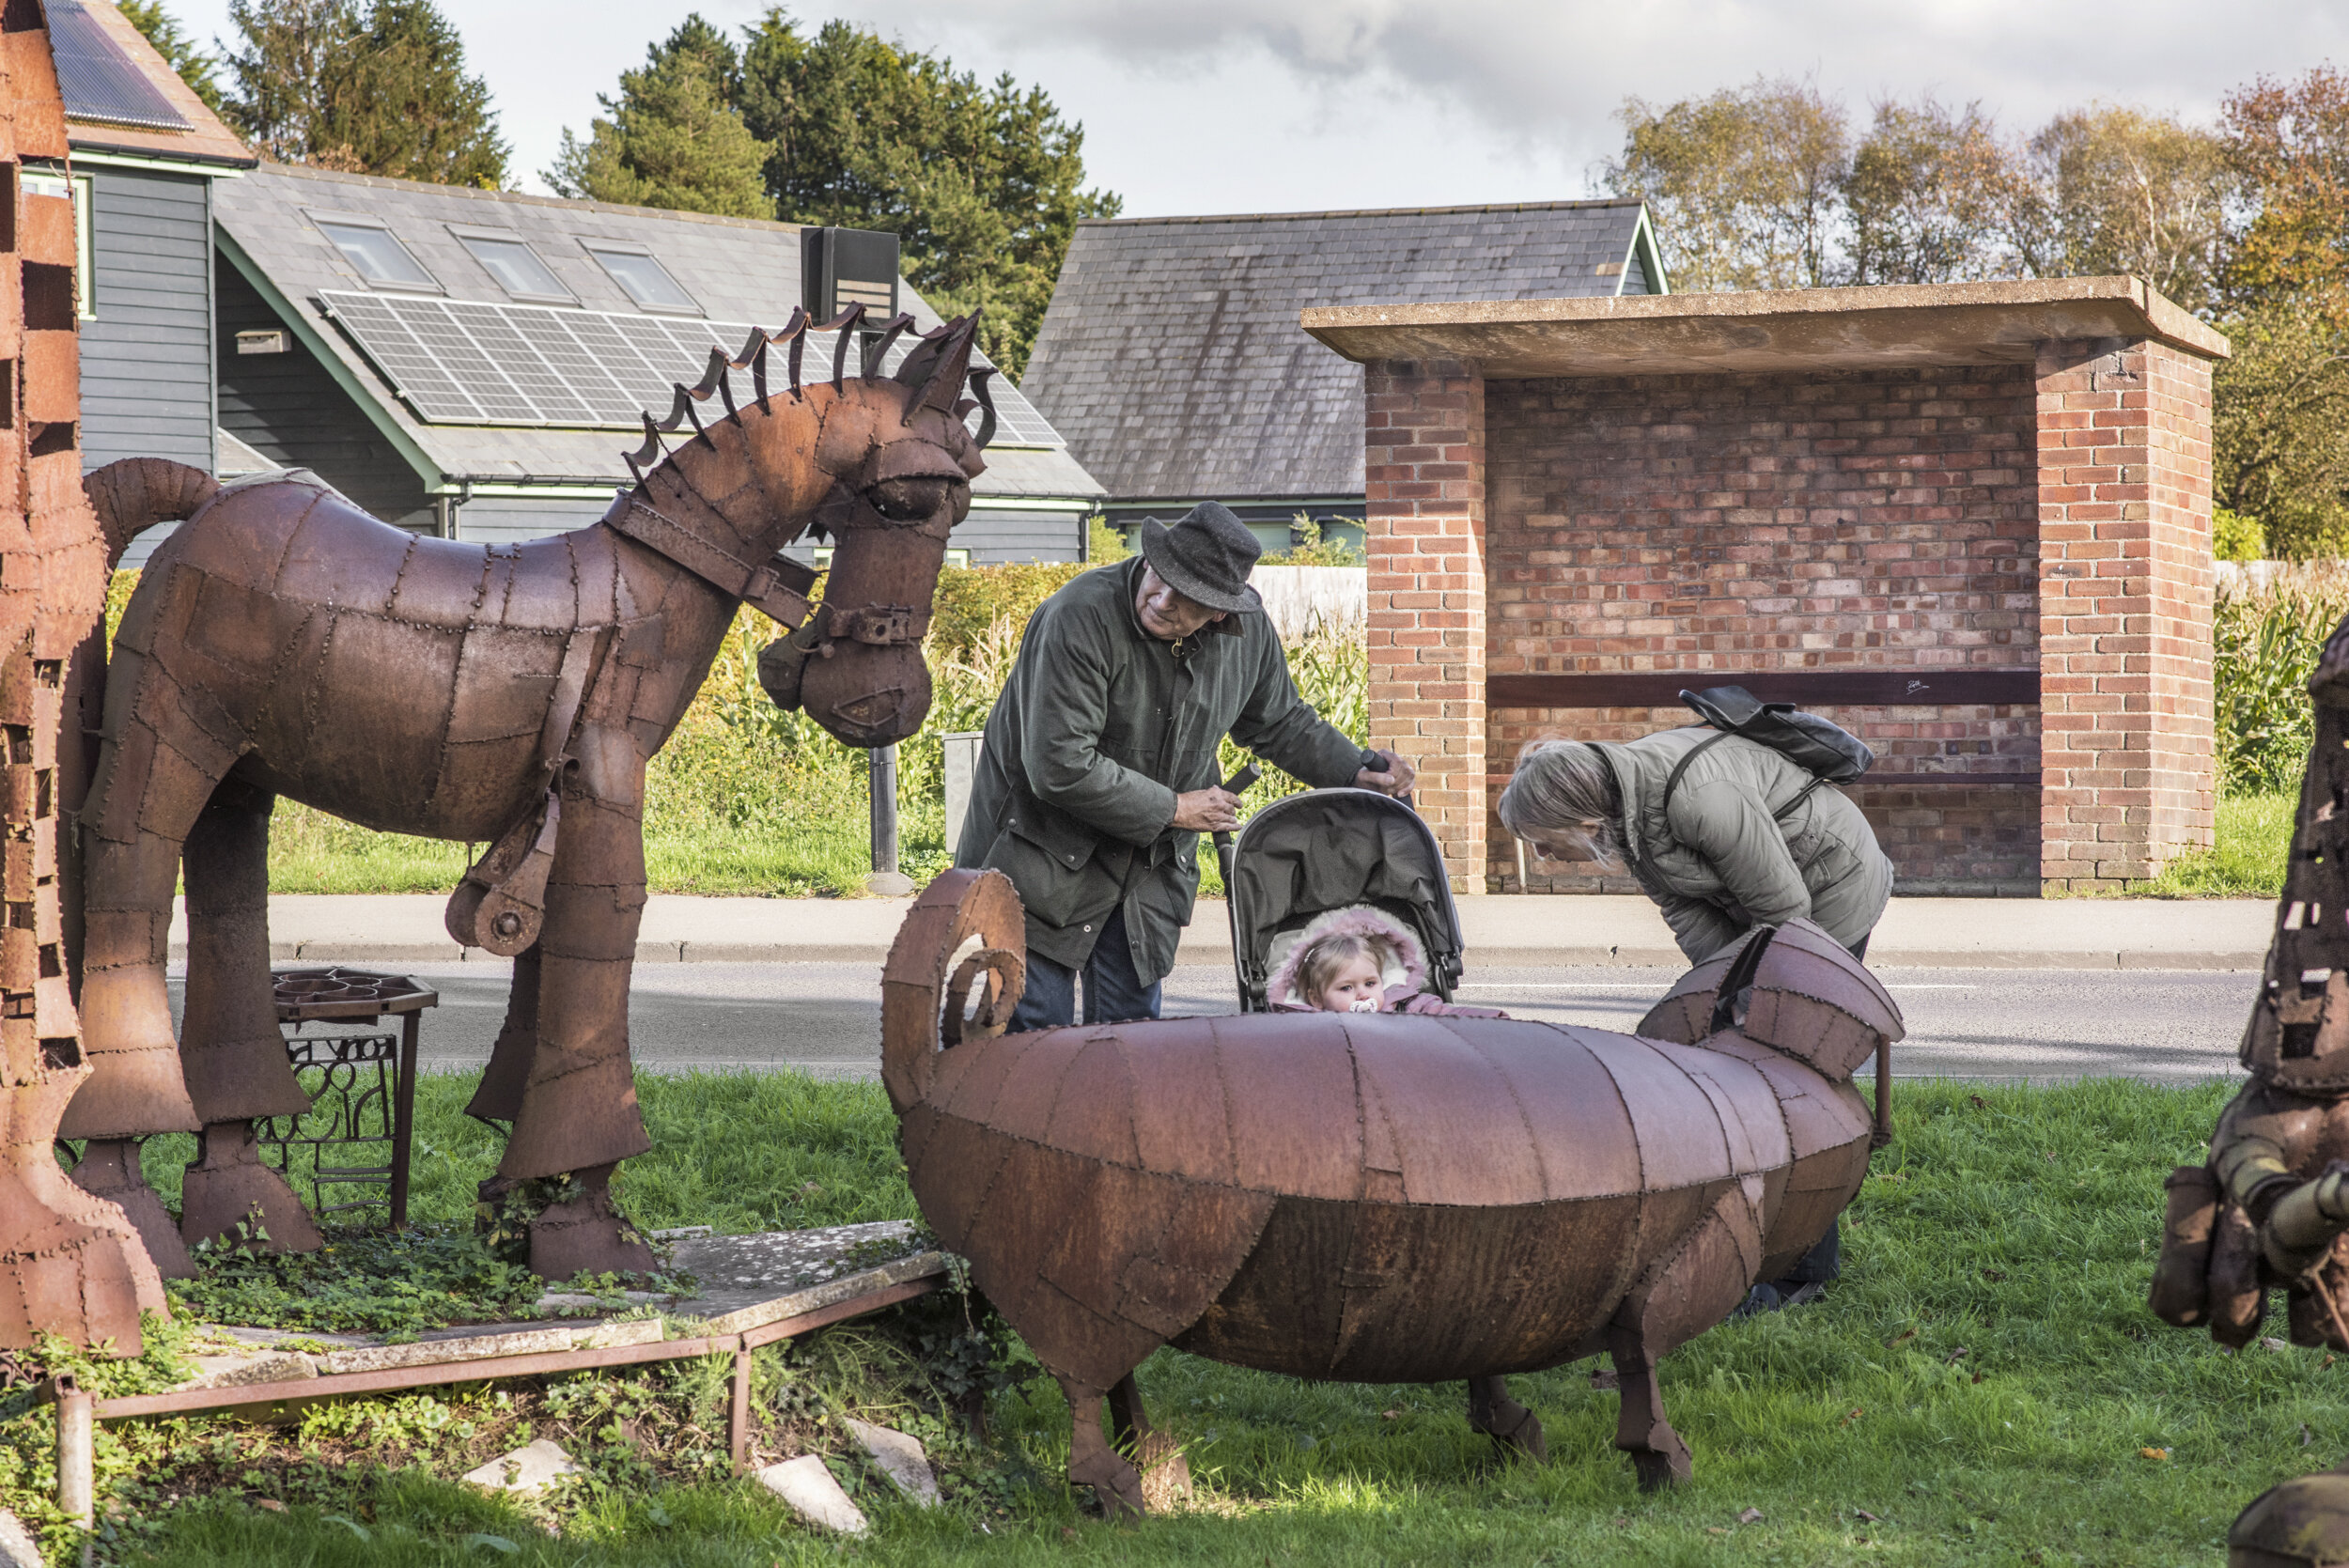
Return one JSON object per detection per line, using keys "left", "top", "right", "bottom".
{"left": 318, "top": 291, "right": 1065, "bottom": 447}
{"left": 50, "top": 0, "right": 194, "bottom": 131}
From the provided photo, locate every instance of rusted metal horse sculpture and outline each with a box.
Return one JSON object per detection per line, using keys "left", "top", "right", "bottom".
{"left": 882, "top": 869, "right": 1899, "bottom": 1514}
{"left": 0, "top": 6, "right": 172, "bottom": 1354}
{"left": 62, "top": 311, "right": 990, "bottom": 1279}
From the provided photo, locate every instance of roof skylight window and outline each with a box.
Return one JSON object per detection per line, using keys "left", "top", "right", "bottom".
{"left": 459, "top": 232, "right": 571, "bottom": 303}
{"left": 582, "top": 242, "right": 700, "bottom": 314}
{"left": 315, "top": 218, "right": 439, "bottom": 290}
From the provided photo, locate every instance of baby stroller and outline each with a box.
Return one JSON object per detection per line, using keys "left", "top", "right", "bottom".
{"left": 1217, "top": 783, "right": 1465, "bottom": 1013}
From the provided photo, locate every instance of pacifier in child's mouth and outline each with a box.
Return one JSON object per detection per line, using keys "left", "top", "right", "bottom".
{"left": 1347, "top": 998, "right": 1380, "bottom": 1014}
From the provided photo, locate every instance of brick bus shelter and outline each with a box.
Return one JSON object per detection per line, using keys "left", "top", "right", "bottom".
{"left": 1300, "top": 278, "right": 2229, "bottom": 897}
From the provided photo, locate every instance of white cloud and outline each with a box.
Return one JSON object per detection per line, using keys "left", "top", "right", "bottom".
{"left": 163, "top": 0, "right": 2349, "bottom": 215}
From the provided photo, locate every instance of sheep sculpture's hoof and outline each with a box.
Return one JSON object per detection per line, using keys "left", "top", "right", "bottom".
{"left": 1631, "top": 1439, "right": 1694, "bottom": 1492}
{"left": 1467, "top": 1375, "right": 1548, "bottom": 1463}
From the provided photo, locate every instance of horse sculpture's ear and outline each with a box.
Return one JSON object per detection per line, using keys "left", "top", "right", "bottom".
{"left": 894, "top": 313, "right": 981, "bottom": 418}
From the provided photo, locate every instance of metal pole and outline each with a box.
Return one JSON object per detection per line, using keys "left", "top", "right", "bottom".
{"left": 55, "top": 1374, "right": 93, "bottom": 1547}
{"left": 729, "top": 1345, "right": 753, "bottom": 1474}
{"left": 866, "top": 745, "right": 910, "bottom": 894}
{"left": 390, "top": 1011, "right": 419, "bottom": 1230}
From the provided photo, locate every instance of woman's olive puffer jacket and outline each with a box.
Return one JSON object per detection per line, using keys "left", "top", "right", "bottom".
{"left": 1591, "top": 726, "right": 1893, "bottom": 963}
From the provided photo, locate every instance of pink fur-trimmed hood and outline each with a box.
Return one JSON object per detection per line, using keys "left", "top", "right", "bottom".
{"left": 1265, "top": 904, "right": 1428, "bottom": 1008}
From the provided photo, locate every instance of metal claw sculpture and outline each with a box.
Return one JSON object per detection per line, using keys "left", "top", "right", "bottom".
{"left": 2151, "top": 613, "right": 2349, "bottom": 1566}
{"left": 0, "top": 0, "right": 173, "bottom": 1355}
{"left": 61, "top": 313, "right": 992, "bottom": 1280}
{"left": 880, "top": 869, "right": 1901, "bottom": 1514}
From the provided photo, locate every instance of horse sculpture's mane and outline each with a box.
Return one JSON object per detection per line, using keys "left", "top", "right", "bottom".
{"left": 625, "top": 302, "right": 1000, "bottom": 489}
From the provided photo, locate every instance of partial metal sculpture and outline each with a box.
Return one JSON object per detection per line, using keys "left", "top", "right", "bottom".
{"left": 2150, "top": 613, "right": 2349, "bottom": 1566}
{"left": 880, "top": 868, "right": 1901, "bottom": 1514}
{"left": 0, "top": 1, "right": 171, "bottom": 1352}
{"left": 62, "top": 308, "right": 992, "bottom": 1279}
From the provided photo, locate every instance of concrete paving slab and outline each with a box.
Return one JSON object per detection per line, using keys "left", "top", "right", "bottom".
{"left": 756, "top": 1456, "right": 867, "bottom": 1535}
{"left": 216, "top": 892, "right": 2279, "bottom": 970}
{"left": 463, "top": 1438, "right": 582, "bottom": 1498}
{"left": 845, "top": 1418, "right": 941, "bottom": 1507}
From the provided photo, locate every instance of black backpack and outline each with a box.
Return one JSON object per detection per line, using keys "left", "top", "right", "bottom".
{"left": 1658, "top": 685, "right": 1875, "bottom": 820}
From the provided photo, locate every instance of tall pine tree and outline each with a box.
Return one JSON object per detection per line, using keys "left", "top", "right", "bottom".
{"left": 545, "top": 15, "right": 770, "bottom": 219}
{"left": 739, "top": 12, "right": 1119, "bottom": 378}
{"left": 118, "top": 0, "right": 226, "bottom": 114}
{"left": 223, "top": 0, "right": 507, "bottom": 187}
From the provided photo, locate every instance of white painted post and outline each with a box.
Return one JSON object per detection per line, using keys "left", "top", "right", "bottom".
{"left": 942, "top": 733, "right": 983, "bottom": 860}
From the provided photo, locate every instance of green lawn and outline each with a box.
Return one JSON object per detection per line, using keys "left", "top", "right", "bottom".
{"left": 13, "top": 1071, "right": 2348, "bottom": 1566}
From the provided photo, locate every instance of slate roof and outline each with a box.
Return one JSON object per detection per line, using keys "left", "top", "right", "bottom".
{"left": 1022, "top": 199, "right": 1664, "bottom": 503}
{"left": 211, "top": 163, "right": 1102, "bottom": 500}
{"left": 63, "top": 0, "right": 256, "bottom": 167}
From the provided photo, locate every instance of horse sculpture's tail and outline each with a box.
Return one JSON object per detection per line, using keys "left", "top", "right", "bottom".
{"left": 83, "top": 458, "right": 220, "bottom": 571}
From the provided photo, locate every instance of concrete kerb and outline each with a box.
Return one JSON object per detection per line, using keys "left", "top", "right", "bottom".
{"left": 190, "top": 893, "right": 2279, "bottom": 972}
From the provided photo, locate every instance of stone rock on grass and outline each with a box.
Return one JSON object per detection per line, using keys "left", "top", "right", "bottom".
{"left": 756, "top": 1456, "right": 868, "bottom": 1535}
{"left": 844, "top": 1418, "right": 941, "bottom": 1506}
{"left": 462, "top": 1438, "right": 583, "bottom": 1498}
{"left": 0, "top": 1509, "right": 40, "bottom": 1568}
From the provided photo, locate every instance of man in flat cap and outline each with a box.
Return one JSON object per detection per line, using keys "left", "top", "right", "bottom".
{"left": 957, "top": 502, "right": 1416, "bottom": 1031}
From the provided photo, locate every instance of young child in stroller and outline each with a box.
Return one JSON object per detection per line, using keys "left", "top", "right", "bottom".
{"left": 1265, "top": 905, "right": 1508, "bottom": 1017}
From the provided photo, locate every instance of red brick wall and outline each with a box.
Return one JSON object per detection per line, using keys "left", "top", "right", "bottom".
{"left": 1363, "top": 361, "right": 1487, "bottom": 891}
{"left": 2034, "top": 338, "right": 2216, "bottom": 889}
{"left": 1483, "top": 365, "right": 2045, "bottom": 893}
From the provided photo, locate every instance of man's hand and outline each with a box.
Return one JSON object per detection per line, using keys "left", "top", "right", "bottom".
{"left": 1171, "top": 787, "right": 1242, "bottom": 832}
{"left": 1354, "top": 749, "right": 1418, "bottom": 798}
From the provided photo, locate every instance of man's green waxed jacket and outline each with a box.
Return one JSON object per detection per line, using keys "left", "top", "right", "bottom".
{"left": 1591, "top": 725, "right": 1894, "bottom": 962}
{"left": 953, "top": 558, "right": 1366, "bottom": 984}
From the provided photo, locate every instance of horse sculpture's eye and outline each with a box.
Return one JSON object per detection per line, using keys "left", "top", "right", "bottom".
{"left": 868, "top": 476, "right": 953, "bottom": 521}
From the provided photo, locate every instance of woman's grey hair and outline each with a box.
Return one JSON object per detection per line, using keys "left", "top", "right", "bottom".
{"left": 1497, "top": 740, "right": 1623, "bottom": 865}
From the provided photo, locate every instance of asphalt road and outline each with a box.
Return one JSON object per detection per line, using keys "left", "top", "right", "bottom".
{"left": 179, "top": 961, "right": 2264, "bottom": 1086}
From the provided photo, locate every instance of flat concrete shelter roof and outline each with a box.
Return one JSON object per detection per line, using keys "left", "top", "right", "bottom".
{"left": 1300, "top": 275, "right": 2227, "bottom": 377}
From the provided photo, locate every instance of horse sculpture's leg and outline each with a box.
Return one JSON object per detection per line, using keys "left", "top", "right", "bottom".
{"left": 465, "top": 940, "right": 541, "bottom": 1128}
{"left": 1062, "top": 1376, "right": 1149, "bottom": 1518}
{"left": 1107, "top": 1370, "right": 1192, "bottom": 1509}
{"left": 1465, "top": 1374, "right": 1548, "bottom": 1462}
{"left": 172, "top": 779, "right": 320, "bottom": 1252}
{"left": 495, "top": 761, "right": 654, "bottom": 1279}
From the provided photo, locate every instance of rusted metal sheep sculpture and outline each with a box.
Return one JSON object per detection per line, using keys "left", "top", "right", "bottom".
{"left": 880, "top": 868, "right": 1901, "bottom": 1514}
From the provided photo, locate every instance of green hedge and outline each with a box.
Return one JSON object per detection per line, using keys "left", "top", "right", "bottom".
{"left": 2215, "top": 569, "right": 2349, "bottom": 795}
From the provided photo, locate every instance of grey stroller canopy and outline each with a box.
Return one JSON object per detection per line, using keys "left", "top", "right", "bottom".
{"left": 1223, "top": 788, "right": 1465, "bottom": 1012}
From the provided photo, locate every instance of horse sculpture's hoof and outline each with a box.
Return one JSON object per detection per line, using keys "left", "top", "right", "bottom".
{"left": 69, "top": 1139, "right": 194, "bottom": 1279}
{"left": 525, "top": 1162, "right": 657, "bottom": 1281}
{"left": 179, "top": 1121, "right": 323, "bottom": 1253}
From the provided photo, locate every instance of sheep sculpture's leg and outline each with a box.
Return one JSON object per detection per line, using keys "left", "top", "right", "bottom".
{"left": 175, "top": 780, "right": 320, "bottom": 1253}
{"left": 1062, "top": 1377, "right": 1150, "bottom": 1519}
{"left": 1465, "top": 1374, "right": 1548, "bottom": 1462}
{"left": 1604, "top": 1327, "right": 1692, "bottom": 1490}
{"left": 1108, "top": 1371, "right": 1191, "bottom": 1509}
{"left": 1604, "top": 1183, "right": 1768, "bottom": 1490}
{"left": 464, "top": 940, "right": 540, "bottom": 1129}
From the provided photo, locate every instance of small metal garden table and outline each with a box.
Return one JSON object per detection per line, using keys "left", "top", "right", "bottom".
{"left": 261, "top": 967, "right": 438, "bottom": 1229}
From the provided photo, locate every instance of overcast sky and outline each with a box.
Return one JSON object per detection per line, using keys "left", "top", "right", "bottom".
{"left": 166, "top": 0, "right": 2348, "bottom": 217}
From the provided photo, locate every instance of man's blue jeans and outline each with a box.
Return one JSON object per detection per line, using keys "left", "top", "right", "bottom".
{"left": 1009, "top": 906, "right": 1161, "bottom": 1032}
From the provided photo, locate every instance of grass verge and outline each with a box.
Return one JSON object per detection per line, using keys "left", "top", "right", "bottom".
{"left": 2116, "top": 791, "right": 2295, "bottom": 899}
{"left": 15, "top": 1072, "right": 2347, "bottom": 1565}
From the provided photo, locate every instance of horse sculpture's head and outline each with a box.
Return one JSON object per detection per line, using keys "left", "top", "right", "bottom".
{"left": 787, "top": 318, "right": 987, "bottom": 747}
{"left": 630, "top": 309, "right": 992, "bottom": 750}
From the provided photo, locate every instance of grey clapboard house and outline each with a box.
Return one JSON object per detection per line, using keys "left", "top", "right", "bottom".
{"left": 210, "top": 164, "right": 1103, "bottom": 558}
{"left": 1022, "top": 200, "right": 1667, "bottom": 552}
{"left": 54, "top": 0, "right": 256, "bottom": 502}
